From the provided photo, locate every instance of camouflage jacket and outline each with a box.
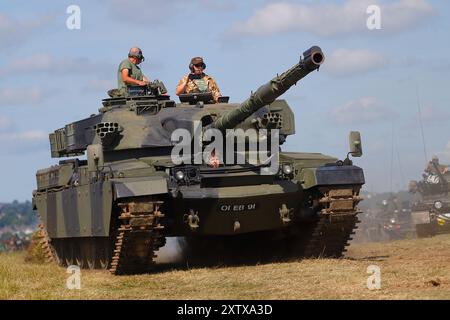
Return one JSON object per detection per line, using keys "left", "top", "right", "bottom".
{"left": 177, "top": 73, "right": 221, "bottom": 102}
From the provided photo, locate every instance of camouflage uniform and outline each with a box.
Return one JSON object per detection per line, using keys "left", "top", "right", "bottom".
{"left": 177, "top": 74, "right": 221, "bottom": 102}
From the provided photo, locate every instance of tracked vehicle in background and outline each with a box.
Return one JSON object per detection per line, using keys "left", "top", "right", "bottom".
{"left": 409, "top": 163, "right": 450, "bottom": 237}
{"left": 33, "top": 46, "right": 365, "bottom": 275}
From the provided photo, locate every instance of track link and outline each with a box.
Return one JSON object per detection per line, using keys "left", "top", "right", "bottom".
{"left": 109, "top": 199, "right": 166, "bottom": 275}
{"left": 303, "top": 188, "right": 362, "bottom": 258}
{"left": 36, "top": 223, "right": 57, "bottom": 263}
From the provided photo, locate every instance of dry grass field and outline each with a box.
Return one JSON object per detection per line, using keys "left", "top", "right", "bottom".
{"left": 1, "top": 234, "right": 449, "bottom": 300}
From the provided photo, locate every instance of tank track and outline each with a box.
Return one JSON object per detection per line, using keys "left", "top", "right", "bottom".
{"left": 36, "top": 223, "right": 57, "bottom": 263}
{"left": 303, "top": 187, "right": 362, "bottom": 258}
{"left": 110, "top": 199, "right": 166, "bottom": 275}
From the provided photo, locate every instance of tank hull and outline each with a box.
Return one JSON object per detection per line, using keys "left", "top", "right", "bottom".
{"left": 33, "top": 152, "right": 364, "bottom": 274}
{"left": 411, "top": 196, "right": 450, "bottom": 238}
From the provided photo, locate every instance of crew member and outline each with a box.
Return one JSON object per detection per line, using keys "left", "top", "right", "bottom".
{"left": 117, "top": 47, "right": 150, "bottom": 92}
{"left": 175, "top": 56, "right": 221, "bottom": 103}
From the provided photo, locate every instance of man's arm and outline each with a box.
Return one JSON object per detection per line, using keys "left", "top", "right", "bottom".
{"left": 175, "top": 75, "right": 189, "bottom": 96}
{"left": 121, "top": 69, "right": 147, "bottom": 86}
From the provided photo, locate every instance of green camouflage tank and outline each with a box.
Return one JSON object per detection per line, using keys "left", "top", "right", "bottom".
{"left": 33, "top": 46, "right": 365, "bottom": 274}
{"left": 409, "top": 159, "right": 450, "bottom": 237}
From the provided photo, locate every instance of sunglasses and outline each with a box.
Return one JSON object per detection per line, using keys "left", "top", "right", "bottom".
{"left": 194, "top": 63, "right": 204, "bottom": 68}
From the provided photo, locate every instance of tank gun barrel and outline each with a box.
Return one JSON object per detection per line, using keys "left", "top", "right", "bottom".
{"left": 213, "top": 46, "right": 324, "bottom": 131}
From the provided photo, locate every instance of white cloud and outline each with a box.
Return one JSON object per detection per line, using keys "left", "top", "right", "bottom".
{"left": 0, "top": 130, "right": 48, "bottom": 155}
{"left": 420, "top": 105, "right": 450, "bottom": 123}
{"left": 0, "top": 130, "right": 47, "bottom": 142}
{"left": 403, "top": 104, "right": 450, "bottom": 133}
{"left": 108, "top": 0, "right": 235, "bottom": 25}
{"left": 0, "top": 13, "right": 53, "bottom": 51}
{"left": 227, "top": 0, "right": 435, "bottom": 38}
{"left": 198, "top": 0, "right": 236, "bottom": 12}
{"left": 0, "top": 88, "right": 45, "bottom": 106}
{"left": 0, "top": 115, "right": 12, "bottom": 132}
{"left": 324, "top": 49, "right": 388, "bottom": 77}
{"left": 331, "top": 97, "right": 392, "bottom": 125}
{"left": 83, "top": 79, "right": 116, "bottom": 92}
{"left": 441, "top": 141, "right": 450, "bottom": 163}
{"left": 8, "top": 53, "right": 52, "bottom": 73}
{"left": 109, "top": 0, "right": 181, "bottom": 25}
{"left": 0, "top": 53, "right": 112, "bottom": 77}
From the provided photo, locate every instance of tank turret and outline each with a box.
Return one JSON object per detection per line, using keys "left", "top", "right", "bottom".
{"left": 47, "top": 46, "right": 324, "bottom": 159}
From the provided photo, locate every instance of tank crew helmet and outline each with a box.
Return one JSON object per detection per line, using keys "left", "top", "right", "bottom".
{"left": 128, "top": 47, "right": 145, "bottom": 62}
{"left": 432, "top": 154, "right": 439, "bottom": 164}
{"left": 189, "top": 56, "right": 206, "bottom": 71}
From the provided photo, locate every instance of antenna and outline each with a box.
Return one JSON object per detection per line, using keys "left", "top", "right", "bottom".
{"left": 394, "top": 134, "right": 405, "bottom": 189}
{"left": 415, "top": 84, "right": 428, "bottom": 163}
{"left": 389, "top": 121, "right": 394, "bottom": 194}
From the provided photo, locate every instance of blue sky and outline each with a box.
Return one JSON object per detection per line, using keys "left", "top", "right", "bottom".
{"left": 0, "top": 0, "right": 449, "bottom": 201}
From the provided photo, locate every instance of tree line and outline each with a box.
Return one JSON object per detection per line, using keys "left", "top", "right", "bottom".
{"left": 0, "top": 200, "right": 37, "bottom": 228}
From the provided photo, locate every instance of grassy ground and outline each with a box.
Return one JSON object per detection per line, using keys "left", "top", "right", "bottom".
{"left": 1, "top": 234, "right": 450, "bottom": 300}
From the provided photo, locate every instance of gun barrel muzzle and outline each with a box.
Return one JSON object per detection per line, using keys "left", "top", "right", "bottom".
{"left": 302, "top": 46, "right": 325, "bottom": 70}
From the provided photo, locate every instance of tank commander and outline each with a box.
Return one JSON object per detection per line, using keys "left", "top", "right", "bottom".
{"left": 117, "top": 47, "right": 150, "bottom": 93}
{"left": 175, "top": 56, "right": 222, "bottom": 103}
{"left": 425, "top": 155, "right": 449, "bottom": 175}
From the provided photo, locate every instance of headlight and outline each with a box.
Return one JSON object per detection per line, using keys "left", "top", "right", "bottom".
{"left": 282, "top": 164, "right": 293, "bottom": 175}
{"left": 390, "top": 218, "right": 396, "bottom": 224}
{"left": 434, "top": 201, "right": 443, "bottom": 210}
{"left": 175, "top": 170, "right": 185, "bottom": 181}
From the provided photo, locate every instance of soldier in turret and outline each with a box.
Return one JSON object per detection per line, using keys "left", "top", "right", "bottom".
{"left": 117, "top": 47, "right": 150, "bottom": 93}
{"left": 175, "top": 56, "right": 222, "bottom": 103}
{"left": 425, "top": 155, "right": 449, "bottom": 175}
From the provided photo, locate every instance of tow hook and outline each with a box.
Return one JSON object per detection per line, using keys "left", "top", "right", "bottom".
{"left": 184, "top": 209, "right": 200, "bottom": 231}
{"left": 233, "top": 220, "right": 241, "bottom": 232}
{"left": 279, "top": 204, "right": 293, "bottom": 224}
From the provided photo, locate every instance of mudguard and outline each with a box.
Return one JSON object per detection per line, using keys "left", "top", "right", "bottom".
{"left": 300, "top": 165, "right": 365, "bottom": 189}
{"left": 112, "top": 176, "right": 168, "bottom": 199}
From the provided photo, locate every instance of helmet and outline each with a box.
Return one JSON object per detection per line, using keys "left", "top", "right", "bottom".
{"left": 128, "top": 47, "right": 145, "bottom": 62}
{"left": 189, "top": 57, "right": 206, "bottom": 71}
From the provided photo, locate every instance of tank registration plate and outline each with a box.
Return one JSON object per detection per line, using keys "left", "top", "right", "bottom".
{"left": 219, "top": 203, "right": 257, "bottom": 213}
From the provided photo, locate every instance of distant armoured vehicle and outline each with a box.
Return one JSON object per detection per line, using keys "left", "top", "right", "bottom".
{"left": 33, "top": 46, "right": 365, "bottom": 274}
{"left": 409, "top": 160, "right": 450, "bottom": 237}
{"left": 379, "top": 198, "right": 414, "bottom": 241}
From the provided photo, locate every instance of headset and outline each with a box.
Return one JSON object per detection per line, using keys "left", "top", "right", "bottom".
{"left": 128, "top": 48, "right": 145, "bottom": 62}
{"left": 189, "top": 59, "right": 206, "bottom": 72}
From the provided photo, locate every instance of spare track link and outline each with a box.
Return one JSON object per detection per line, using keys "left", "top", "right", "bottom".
{"left": 109, "top": 199, "right": 166, "bottom": 275}
{"left": 304, "top": 188, "right": 362, "bottom": 258}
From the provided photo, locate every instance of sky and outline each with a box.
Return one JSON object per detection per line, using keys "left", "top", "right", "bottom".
{"left": 0, "top": 0, "right": 449, "bottom": 202}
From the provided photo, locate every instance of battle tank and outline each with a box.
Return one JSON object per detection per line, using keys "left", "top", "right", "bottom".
{"left": 409, "top": 160, "right": 450, "bottom": 237}
{"left": 33, "top": 46, "right": 365, "bottom": 275}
